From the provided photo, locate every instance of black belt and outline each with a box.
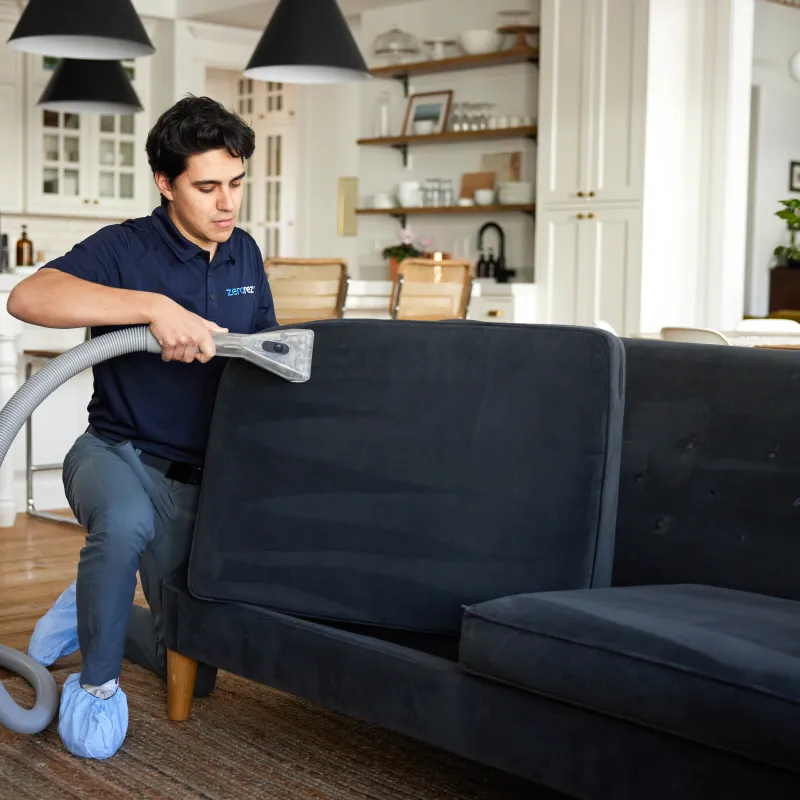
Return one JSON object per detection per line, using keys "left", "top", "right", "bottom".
{"left": 87, "top": 427, "right": 204, "bottom": 486}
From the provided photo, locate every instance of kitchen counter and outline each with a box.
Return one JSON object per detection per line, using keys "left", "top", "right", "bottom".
{"left": 344, "top": 279, "right": 538, "bottom": 323}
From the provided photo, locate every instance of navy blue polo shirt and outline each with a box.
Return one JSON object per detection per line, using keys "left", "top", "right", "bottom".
{"left": 46, "top": 206, "right": 277, "bottom": 466}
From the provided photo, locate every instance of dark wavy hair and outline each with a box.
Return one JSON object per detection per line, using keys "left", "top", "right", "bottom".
{"left": 146, "top": 95, "right": 256, "bottom": 207}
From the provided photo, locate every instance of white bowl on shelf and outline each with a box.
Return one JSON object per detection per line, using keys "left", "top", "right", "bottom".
{"left": 373, "top": 193, "right": 395, "bottom": 209}
{"left": 498, "top": 181, "right": 534, "bottom": 204}
{"left": 458, "top": 29, "right": 502, "bottom": 55}
{"left": 474, "top": 188, "right": 495, "bottom": 206}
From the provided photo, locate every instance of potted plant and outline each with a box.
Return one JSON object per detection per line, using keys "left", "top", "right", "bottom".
{"left": 774, "top": 199, "right": 800, "bottom": 268}
{"left": 382, "top": 227, "right": 432, "bottom": 280}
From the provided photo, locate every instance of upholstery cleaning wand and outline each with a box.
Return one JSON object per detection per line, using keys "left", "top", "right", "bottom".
{"left": 0, "top": 325, "right": 313, "bottom": 736}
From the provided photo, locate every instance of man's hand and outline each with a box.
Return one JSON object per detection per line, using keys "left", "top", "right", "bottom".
{"left": 148, "top": 296, "right": 228, "bottom": 364}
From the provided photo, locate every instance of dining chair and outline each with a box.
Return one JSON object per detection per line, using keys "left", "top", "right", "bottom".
{"left": 594, "top": 320, "right": 619, "bottom": 335}
{"left": 389, "top": 259, "right": 474, "bottom": 321}
{"left": 660, "top": 327, "right": 731, "bottom": 345}
{"left": 263, "top": 258, "right": 349, "bottom": 324}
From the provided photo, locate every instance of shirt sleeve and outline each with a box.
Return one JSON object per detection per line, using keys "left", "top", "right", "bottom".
{"left": 254, "top": 255, "right": 278, "bottom": 331}
{"left": 43, "top": 224, "right": 127, "bottom": 288}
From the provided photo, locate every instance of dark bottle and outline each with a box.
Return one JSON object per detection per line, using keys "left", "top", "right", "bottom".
{"left": 16, "top": 225, "right": 33, "bottom": 267}
{"left": 485, "top": 247, "right": 496, "bottom": 279}
{"left": 476, "top": 250, "right": 488, "bottom": 278}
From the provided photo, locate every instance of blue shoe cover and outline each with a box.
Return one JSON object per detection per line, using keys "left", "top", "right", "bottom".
{"left": 28, "top": 581, "right": 80, "bottom": 666}
{"left": 57, "top": 674, "right": 128, "bottom": 759}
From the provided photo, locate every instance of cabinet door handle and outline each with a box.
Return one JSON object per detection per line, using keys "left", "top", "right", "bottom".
{"left": 577, "top": 191, "right": 585, "bottom": 198}
{"left": 577, "top": 213, "right": 585, "bottom": 220}
{"left": 589, "top": 191, "right": 596, "bottom": 197}
{"left": 487, "top": 309, "right": 505, "bottom": 318}
{"left": 587, "top": 213, "right": 595, "bottom": 219}
{"left": 93, "top": 200, "right": 99, "bottom": 205}
{"left": 83, "top": 199, "right": 90, "bottom": 204}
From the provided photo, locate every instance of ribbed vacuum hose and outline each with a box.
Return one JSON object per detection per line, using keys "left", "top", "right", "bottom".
{"left": 0, "top": 326, "right": 158, "bottom": 735}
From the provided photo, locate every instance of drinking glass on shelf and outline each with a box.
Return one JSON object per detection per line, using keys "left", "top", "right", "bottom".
{"left": 450, "top": 103, "right": 463, "bottom": 132}
{"left": 479, "top": 102, "right": 493, "bottom": 130}
{"left": 455, "top": 102, "right": 468, "bottom": 132}
{"left": 463, "top": 103, "right": 479, "bottom": 132}
{"left": 441, "top": 179, "right": 454, "bottom": 207}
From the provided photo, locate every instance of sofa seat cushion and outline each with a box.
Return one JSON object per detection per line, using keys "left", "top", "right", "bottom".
{"left": 460, "top": 584, "right": 800, "bottom": 772}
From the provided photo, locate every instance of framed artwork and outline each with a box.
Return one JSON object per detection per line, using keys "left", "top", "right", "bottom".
{"left": 790, "top": 161, "right": 800, "bottom": 192}
{"left": 402, "top": 90, "right": 453, "bottom": 136}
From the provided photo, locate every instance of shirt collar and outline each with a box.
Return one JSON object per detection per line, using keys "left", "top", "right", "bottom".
{"left": 151, "top": 206, "right": 234, "bottom": 266}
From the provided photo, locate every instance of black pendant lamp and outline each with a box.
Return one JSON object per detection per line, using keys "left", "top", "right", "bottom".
{"left": 244, "top": 0, "right": 371, "bottom": 84}
{"left": 7, "top": 0, "right": 154, "bottom": 60}
{"left": 38, "top": 59, "right": 143, "bottom": 115}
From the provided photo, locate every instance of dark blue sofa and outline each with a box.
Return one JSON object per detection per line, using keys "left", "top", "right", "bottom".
{"left": 162, "top": 321, "right": 800, "bottom": 799}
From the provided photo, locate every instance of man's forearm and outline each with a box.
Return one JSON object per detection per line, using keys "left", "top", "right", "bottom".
{"left": 7, "top": 269, "right": 161, "bottom": 329}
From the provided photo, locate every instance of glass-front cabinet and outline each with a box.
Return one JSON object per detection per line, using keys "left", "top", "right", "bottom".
{"left": 236, "top": 79, "right": 297, "bottom": 259}
{"left": 27, "top": 56, "right": 151, "bottom": 217}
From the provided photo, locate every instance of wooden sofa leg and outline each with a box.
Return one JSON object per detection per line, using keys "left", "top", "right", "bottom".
{"left": 167, "top": 648, "right": 198, "bottom": 721}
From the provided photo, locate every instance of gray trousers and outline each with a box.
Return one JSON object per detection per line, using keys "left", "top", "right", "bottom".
{"left": 63, "top": 430, "right": 203, "bottom": 687}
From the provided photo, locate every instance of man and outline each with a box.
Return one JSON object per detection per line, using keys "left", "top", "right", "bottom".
{"left": 8, "top": 95, "right": 276, "bottom": 760}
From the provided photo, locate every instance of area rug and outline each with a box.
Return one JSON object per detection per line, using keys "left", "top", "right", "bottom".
{"left": 0, "top": 662, "right": 561, "bottom": 800}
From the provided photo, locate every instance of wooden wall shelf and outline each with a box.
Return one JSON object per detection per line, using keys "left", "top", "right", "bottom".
{"left": 358, "top": 126, "right": 537, "bottom": 166}
{"left": 371, "top": 45, "right": 539, "bottom": 95}
{"left": 357, "top": 204, "right": 535, "bottom": 228}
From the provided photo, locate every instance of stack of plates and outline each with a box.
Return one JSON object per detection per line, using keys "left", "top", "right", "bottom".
{"left": 497, "top": 181, "right": 534, "bottom": 205}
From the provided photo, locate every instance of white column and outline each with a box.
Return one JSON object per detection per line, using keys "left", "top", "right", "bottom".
{"left": 696, "top": 0, "right": 755, "bottom": 330}
{"left": 0, "top": 278, "right": 24, "bottom": 527}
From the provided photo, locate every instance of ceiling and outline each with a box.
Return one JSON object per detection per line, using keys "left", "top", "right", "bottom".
{"left": 194, "top": 0, "right": 413, "bottom": 29}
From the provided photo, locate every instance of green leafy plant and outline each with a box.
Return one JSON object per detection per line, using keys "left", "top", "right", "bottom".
{"left": 382, "top": 227, "right": 432, "bottom": 261}
{"left": 774, "top": 199, "right": 800, "bottom": 266}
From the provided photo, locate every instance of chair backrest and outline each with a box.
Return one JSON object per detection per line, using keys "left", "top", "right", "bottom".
{"left": 390, "top": 259, "right": 473, "bottom": 320}
{"left": 191, "top": 320, "right": 626, "bottom": 634}
{"left": 660, "top": 326, "right": 730, "bottom": 345}
{"left": 264, "top": 258, "right": 349, "bottom": 324}
{"left": 735, "top": 318, "right": 800, "bottom": 332}
{"left": 614, "top": 338, "right": 800, "bottom": 601}
{"left": 594, "top": 320, "right": 618, "bottom": 335}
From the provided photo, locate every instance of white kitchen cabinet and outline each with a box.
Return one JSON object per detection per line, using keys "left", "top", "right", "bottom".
{"left": 468, "top": 281, "right": 538, "bottom": 325}
{"left": 537, "top": 0, "right": 647, "bottom": 206}
{"left": 586, "top": 0, "right": 647, "bottom": 204}
{"left": 535, "top": 209, "right": 584, "bottom": 325}
{"left": 0, "top": 21, "right": 24, "bottom": 214}
{"left": 26, "top": 55, "right": 152, "bottom": 218}
{"left": 536, "top": 205, "right": 641, "bottom": 334}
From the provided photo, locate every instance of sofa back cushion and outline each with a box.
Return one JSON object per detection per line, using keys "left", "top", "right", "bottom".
{"left": 614, "top": 339, "right": 800, "bottom": 600}
{"left": 189, "top": 319, "right": 625, "bottom": 634}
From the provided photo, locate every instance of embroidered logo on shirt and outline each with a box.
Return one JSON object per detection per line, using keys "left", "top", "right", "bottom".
{"left": 226, "top": 286, "right": 255, "bottom": 296}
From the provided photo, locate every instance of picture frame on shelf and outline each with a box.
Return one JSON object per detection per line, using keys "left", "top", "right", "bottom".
{"left": 402, "top": 90, "right": 453, "bottom": 136}
{"left": 791, "top": 161, "right": 800, "bottom": 192}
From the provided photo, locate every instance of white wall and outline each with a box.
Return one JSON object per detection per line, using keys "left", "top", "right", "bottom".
{"left": 746, "top": 0, "right": 800, "bottom": 316}
{"left": 298, "top": 0, "right": 539, "bottom": 280}
{"left": 640, "top": 0, "right": 700, "bottom": 331}
{"left": 639, "top": 0, "right": 753, "bottom": 332}
{"left": 296, "top": 82, "right": 361, "bottom": 266}
{"left": 2, "top": 214, "right": 123, "bottom": 272}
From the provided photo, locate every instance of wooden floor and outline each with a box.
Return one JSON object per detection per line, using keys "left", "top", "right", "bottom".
{"left": 0, "top": 511, "right": 145, "bottom": 667}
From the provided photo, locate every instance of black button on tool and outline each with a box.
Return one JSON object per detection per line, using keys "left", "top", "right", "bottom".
{"left": 264, "top": 342, "right": 289, "bottom": 354}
